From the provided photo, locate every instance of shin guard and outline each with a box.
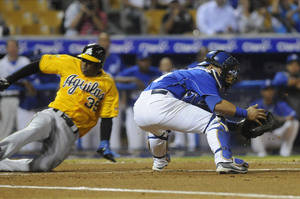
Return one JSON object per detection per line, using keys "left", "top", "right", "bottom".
{"left": 147, "top": 131, "right": 169, "bottom": 159}
{"left": 207, "top": 121, "right": 233, "bottom": 164}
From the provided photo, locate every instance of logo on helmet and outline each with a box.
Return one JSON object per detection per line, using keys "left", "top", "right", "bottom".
{"left": 84, "top": 48, "right": 93, "bottom": 56}
{"left": 78, "top": 43, "right": 106, "bottom": 68}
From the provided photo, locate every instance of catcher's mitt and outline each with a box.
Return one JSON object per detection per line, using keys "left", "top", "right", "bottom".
{"left": 238, "top": 112, "right": 284, "bottom": 139}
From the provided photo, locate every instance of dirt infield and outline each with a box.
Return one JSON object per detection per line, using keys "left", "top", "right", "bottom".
{"left": 1, "top": 156, "right": 300, "bottom": 199}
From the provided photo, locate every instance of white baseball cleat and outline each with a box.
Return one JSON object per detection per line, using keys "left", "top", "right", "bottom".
{"left": 216, "top": 158, "right": 249, "bottom": 174}
{"left": 152, "top": 154, "right": 171, "bottom": 171}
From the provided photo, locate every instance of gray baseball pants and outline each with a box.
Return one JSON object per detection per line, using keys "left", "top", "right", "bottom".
{"left": 0, "top": 108, "right": 79, "bottom": 171}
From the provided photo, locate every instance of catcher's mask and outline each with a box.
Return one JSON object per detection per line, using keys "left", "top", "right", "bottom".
{"left": 205, "top": 50, "right": 240, "bottom": 89}
{"left": 78, "top": 43, "right": 106, "bottom": 69}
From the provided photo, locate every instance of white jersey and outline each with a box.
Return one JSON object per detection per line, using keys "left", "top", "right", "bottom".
{"left": 0, "top": 55, "right": 30, "bottom": 96}
{"left": 0, "top": 55, "right": 30, "bottom": 77}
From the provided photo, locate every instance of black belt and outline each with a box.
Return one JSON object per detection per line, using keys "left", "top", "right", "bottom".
{"left": 0, "top": 94, "right": 19, "bottom": 98}
{"left": 151, "top": 89, "right": 168, "bottom": 95}
{"left": 52, "top": 108, "right": 78, "bottom": 134}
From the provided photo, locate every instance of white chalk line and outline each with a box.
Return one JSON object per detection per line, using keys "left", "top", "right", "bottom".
{"left": 70, "top": 161, "right": 300, "bottom": 165}
{"left": 0, "top": 185, "right": 300, "bottom": 199}
{"left": 0, "top": 167, "right": 300, "bottom": 176}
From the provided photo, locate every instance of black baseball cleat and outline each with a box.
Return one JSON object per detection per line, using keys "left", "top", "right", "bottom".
{"left": 97, "top": 147, "right": 116, "bottom": 163}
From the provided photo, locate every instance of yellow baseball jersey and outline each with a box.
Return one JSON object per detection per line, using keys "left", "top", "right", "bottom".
{"left": 40, "top": 54, "right": 119, "bottom": 137}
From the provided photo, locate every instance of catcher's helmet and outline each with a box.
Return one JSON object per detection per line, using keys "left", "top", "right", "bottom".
{"left": 78, "top": 43, "right": 106, "bottom": 68}
{"left": 205, "top": 50, "right": 240, "bottom": 88}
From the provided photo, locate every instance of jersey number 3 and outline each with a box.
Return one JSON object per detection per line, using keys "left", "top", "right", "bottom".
{"left": 85, "top": 96, "right": 100, "bottom": 112}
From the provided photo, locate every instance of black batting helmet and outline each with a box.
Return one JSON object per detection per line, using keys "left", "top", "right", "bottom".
{"left": 78, "top": 43, "right": 106, "bottom": 68}
{"left": 205, "top": 50, "right": 240, "bottom": 88}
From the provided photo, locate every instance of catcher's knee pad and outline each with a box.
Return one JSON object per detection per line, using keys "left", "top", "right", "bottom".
{"left": 148, "top": 131, "right": 168, "bottom": 158}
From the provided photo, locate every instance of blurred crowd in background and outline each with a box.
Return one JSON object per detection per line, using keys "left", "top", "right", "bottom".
{"left": 1, "top": 0, "right": 300, "bottom": 36}
{"left": 1, "top": 0, "right": 300, "bottom": 159}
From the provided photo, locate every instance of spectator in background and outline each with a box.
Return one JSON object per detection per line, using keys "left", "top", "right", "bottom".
{"left": 196, "top": 0, "right": 237, "bottom": 35}
{"left": 161, "top": 0, "right": 194, "bottom": 35}
{"left": 120, "top": 0, "right": 149, "bottom": 34}
{"left": 251, "top": 85, "right": 299, "bottom": 157}
{"left": 159, "top": 57, "right": 174, "bottom": 74}
{"left": 270, "top": 0, "right": 300, "bottom": 32}
{"left": 237, "top": 0, "right": 287, "bottom": 33}
{"left": 0, "top": 15, "right": 10, "bottom": 37}
{"left": 272, "top": 54, "right": 300, "bottom": 118}
{"left": 64, "top": 0, "right": 107, "bottom": 36}
{"left": 0, "top": 40, "right": 30, "bottom": 140}
{"left": 115, "top": 52, "right": 161, "bottom": 155}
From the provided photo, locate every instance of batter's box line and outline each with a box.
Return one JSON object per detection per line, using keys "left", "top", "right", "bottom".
{"left": 0, "top": 185, "right": 300, "bottom": 199}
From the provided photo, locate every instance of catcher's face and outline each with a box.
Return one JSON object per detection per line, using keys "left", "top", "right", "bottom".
{"left": 225, "top": 69, "right": 238, "bottom": 86}
{"left": 81, "top": 60, "right": 101, "bottom": 77}
{"left": 223, "top": 65, "right": 239, "bottom": 88}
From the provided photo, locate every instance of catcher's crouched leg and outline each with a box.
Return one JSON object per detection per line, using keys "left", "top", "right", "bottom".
{"left": 206, "top": 121, "right": 248, "bottom": 174}
{"left": 148, "top": 131, "right": 170, "bottom": 171}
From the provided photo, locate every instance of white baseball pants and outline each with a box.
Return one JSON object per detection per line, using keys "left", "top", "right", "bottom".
{"left": 251, "top": 119, "right": 299, "bottom": 157}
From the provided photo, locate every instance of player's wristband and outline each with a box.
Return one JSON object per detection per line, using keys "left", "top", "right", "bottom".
{"left": 235, "top": 107, "right": 248, "bottom": 118}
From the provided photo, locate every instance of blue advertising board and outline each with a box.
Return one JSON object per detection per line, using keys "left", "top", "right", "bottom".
{"left": 1, "top": 35, "right": 300, "bottom": 55}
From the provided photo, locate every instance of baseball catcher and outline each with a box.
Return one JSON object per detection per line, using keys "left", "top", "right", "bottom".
{"left": 134, "top": 50, "right": 267, "bottom": 174}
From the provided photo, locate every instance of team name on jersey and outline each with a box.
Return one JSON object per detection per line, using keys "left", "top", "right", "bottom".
{"left": 63, "top": 74, "right": 104, "bottom": 100}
